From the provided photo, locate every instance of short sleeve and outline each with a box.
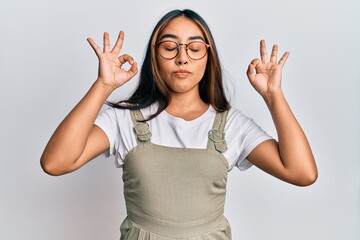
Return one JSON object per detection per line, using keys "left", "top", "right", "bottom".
{"left": 94, "top": 106, "right": 120, "bottom": 158}
{"left": 224, "top": 108, "right": 273, "bottom": 171}
{"left": 235, "top": 119, "right": 272, "bottom": 170}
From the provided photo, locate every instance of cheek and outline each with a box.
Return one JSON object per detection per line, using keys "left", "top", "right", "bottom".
{"left": 156, "top": 58, "right": 171, "bottom": 77}
{"left": 197, "top": 58, "right": 208, "bottom": 77}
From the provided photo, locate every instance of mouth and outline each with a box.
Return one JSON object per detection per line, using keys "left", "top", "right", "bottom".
{"left": 173, "top": 69, "right": 192, "bottom": 78}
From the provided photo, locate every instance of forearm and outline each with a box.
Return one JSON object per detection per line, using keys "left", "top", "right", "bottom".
{"left": 41, "top": 80, "right": 113, "bottom": 168}
{"left": 265, "top": 91, "right": 317, "bottom": 183}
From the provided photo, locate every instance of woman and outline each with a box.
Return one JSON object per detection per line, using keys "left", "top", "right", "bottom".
{"left": 41, "top": 9, "right": 317, "bottom": 240}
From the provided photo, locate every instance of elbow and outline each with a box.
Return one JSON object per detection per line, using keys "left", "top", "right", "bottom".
{"left": 293, "top": 169, "right": 318, "bottom": 187}
{"left": 40, "top": 154, "right": 68, "bottom": 176}
{"left": 285, "top": 156, "right": 318, "bottom": 187}
{"left": 298, "top": 173, "right": 318, "bottom": 187}
{"left": 302, "top": 162, "right": 319, "bottom": 186}
{"left": 40, "top": 165, "right": 61, "bottom": 177}
{"left": 40, "top": 158, "right": 60, "bottom": 176}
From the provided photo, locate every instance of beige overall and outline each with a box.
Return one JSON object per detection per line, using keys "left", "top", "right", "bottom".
{"left": 119, "top": 109, "right": 232, "bottom": 240}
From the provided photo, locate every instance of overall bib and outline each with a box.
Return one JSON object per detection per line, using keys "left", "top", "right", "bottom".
{"left": 119, "top": 109, "right": 231, "bottom": 240}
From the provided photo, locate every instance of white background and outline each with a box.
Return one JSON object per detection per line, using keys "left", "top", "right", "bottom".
{"left": 1, "top": 0, "right": 359, "bottom": 239}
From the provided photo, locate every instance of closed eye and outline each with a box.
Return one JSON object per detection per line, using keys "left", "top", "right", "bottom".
{"left": 165, "top": 47, "right": 178, "bottom": 52}
{"left": 188, "top": 48, "right": 200, "bottom": 52}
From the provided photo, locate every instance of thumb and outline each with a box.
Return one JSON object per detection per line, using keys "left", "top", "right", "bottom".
{"left": 246, "top": 63, "right": 256, "bottom": 83}
{"left": 247, "top": 58, "right": 260, "bottom": 81}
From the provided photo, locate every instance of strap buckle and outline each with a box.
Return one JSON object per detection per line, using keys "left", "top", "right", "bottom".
{"left": 133, "top": 122, "right": 151, "bottom": 142}
{"left": 208, "top": 129, "right": 225, "bottom": 143}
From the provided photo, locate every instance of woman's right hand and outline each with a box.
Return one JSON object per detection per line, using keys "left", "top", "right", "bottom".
{"left": 87, "top": 31, "right": 138, "bottom": 91}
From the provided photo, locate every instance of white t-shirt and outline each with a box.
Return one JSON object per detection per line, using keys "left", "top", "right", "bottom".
{"left": 94, "top": 103, "right": 272, "bottom": 171}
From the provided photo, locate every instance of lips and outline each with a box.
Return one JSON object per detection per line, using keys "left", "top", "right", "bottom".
{"left": 173, "top": 69, "right": 192, "bottom": 78}
{"left": 173, "top": 69, "right": 191, "bottom": 74}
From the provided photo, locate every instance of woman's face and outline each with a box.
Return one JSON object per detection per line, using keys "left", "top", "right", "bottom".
{"left": 156, "top": 16, "right": 208, "bottom": 96}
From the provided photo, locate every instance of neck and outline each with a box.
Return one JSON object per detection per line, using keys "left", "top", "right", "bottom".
{"left": 166, "top": 91, "right": 209, "bottom": 121}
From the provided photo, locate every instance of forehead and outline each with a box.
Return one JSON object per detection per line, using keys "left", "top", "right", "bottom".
{"left": 159, "top": 16, "right": 205, "bottom": 40}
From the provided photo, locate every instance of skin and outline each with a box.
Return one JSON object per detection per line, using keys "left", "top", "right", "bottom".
{"left": 156, "top": 17, "right": 209, "bottom": 120}
{"left": 246, "top": 41, "right": 318, "bottom": 186}
{"left": 40, "top": 31, "right": 137, "bottom": 175}
{"left": 40, "top": 17, "right": 317, "bottom": 186}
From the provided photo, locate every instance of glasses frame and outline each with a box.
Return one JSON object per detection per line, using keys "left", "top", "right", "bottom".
{"left": 156, "top": 40, "right": 211, "bottom": 60}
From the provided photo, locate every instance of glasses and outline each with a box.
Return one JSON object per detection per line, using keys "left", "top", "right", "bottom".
{"left": 156, "top": 40, "right": 210, "bottom": 60}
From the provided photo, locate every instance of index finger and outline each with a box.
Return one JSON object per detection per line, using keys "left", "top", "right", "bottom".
{"left": 111, "top": 31, "right": 124, "bottom": 55}
{"left": 278, "top": 51, "right": 290, "bottom": 67}
{"left": 260, "top": 40, "right": 269, "bottom": 63}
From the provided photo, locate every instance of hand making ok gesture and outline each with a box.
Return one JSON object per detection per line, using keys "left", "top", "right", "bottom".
{"left": 246, "top": 40, "right": 289, "bottom": 101}
{"left": 87, "top": 31, "right": 138, "bottom": 91}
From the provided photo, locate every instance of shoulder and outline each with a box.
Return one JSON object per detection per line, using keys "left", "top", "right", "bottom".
{"left": 100, "top": 105, "right": 127, "bottom": 118}
{"left": 226, "top": 107, "right": 253, "bottom": 127}
{"left": 225, "top": 107, "right": 269, "bottom": 139}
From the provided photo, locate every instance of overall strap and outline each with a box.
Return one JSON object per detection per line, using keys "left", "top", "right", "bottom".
{"left": 207, "top": 110, "right": 229, "bottom": 153}
{"left": 130, "top": 109, "right": 152, "bottom": 143}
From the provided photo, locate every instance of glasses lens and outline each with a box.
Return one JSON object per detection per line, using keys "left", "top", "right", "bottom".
{"left": 158, "top": 41, "right": 178, "bottom": 59}
{"left": 157, "top": 41, "right": 209, "bottom": 60}
{"left": 187, "top": 42, "right": 208, "bottom": 60}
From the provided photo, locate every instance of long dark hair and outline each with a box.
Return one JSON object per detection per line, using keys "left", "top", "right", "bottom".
{"left": 108, "top": 9, "right": 230, "bottom": 120}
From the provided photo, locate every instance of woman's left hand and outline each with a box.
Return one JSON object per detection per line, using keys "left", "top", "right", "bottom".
{"left": 245, "top": 40, "right": 317, "bottom": 186}
{"left": 246, "top": 40, "right": 289, "bottom": 101}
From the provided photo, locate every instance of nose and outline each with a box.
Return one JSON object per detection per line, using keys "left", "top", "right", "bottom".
{"left": 176, "top": 44, "right": 188, "bottom": 65}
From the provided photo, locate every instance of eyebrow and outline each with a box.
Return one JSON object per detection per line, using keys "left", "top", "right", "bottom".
{"left": 159, "top": 34, "right": 205, "bottom": 42}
